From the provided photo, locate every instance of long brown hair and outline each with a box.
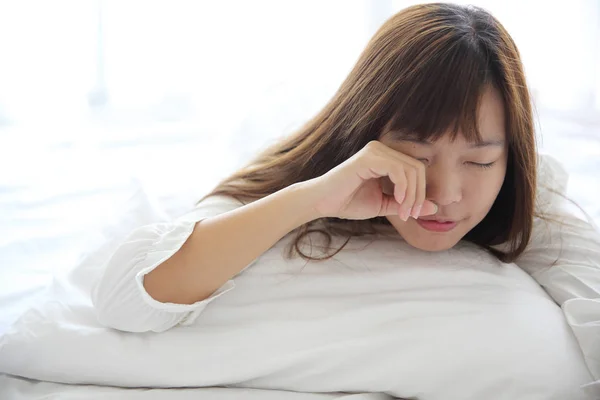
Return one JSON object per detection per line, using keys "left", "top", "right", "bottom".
{"left": 202, "top": 3, "right": 537, "bottom": 263}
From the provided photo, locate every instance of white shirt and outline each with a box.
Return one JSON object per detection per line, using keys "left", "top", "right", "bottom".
{"left": 91, "top": 154, "right": 600, "bottom": 388}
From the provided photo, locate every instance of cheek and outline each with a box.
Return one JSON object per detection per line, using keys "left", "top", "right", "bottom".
{"left": 464, "top": 170, "right": 506, "bottom": 212}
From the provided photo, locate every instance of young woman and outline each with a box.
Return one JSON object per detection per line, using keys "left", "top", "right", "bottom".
{"left": 92, "top": 2, "right": 599, "bottom": 397}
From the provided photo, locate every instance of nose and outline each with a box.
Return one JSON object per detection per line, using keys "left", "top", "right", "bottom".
{"left": 425, "top": 165, "right": 463, "bottom": 206}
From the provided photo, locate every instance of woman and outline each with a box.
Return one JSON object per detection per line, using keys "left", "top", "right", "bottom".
{"left": 92, "top": 3, "right": 599, "bottom": 398}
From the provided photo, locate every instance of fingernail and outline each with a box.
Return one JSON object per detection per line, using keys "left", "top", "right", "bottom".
{"left": 412, "top": 205, "right": 422, "bottom": 219}
{"left": 403, "top": 208, "right": 412, "bottom": 221}
{"left": 432, "top": 203, "right": 439, "bottom": 214}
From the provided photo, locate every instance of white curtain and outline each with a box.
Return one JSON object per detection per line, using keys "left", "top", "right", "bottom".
{"left": 0, "top": 1, "right": 598, "bottom": 297}
{"left": 0, "top": 1, "right": 597, "bottom": 335}
{"left": 1, "top": 0, "right": 597, "bottom": 140}
{"left": 391, "top": 0, "right": 600, "bottom": 117}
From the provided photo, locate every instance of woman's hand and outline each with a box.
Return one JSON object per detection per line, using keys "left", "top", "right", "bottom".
{"left": 305, "top": 141, "right": 438, "bottom": 221}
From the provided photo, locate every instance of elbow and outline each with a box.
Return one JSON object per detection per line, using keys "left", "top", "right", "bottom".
{"left": 92, "top": 296, "right": 172, "bottom": 333}
{"left": 89, "top": 223, "right": 190, "bottom": 333}
{"left": 91, "top": 272, "right": 180, "bottom": 333}
{"left": 93, "top": 304, "right": 144, "bottom": 333}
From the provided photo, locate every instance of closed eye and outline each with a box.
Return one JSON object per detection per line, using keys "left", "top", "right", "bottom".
{"left": 468, "top": 161, "right": 495, "bottom": 169}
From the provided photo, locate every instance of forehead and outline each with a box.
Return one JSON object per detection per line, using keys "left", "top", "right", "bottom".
{"left": 385, "top": 85, "right": 506, "bottom": 144}
{"left": 477, "top": 85, "right": 506, "bottom": 135}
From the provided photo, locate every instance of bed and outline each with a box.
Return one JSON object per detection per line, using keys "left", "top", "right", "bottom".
{"left": 0, "top": 109, "right": 599, "bottom": 399}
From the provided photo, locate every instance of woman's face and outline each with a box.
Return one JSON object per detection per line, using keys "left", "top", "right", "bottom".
{"left": 380, "top": 86, "right": 509, "bottom": 252}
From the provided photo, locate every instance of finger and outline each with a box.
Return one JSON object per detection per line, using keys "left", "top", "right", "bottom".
{"left": 387, "top": 166, "right": 407, "bottom": 205}
{"left": 374, "top": 142, "right": 425, "bottom": 217}
{"left": 379, "top": 194, "right": 402, "bottom": 216}
{"left": 367, "top": 155, "right": 404, "bottom": 200}
{"left": 363, "top": 155, "right": 407, "bottom": 212}
{"left": 377, "top": 140, "right": 423, "bottom": 169}
{"left": 411, "top": 163, "right": 426, "bottom": 219}
{"left": 420, "top": 200, "right": 438, "bottom": 216}
{"left": 399, "top": 167, "right": 416, "bottom": 221}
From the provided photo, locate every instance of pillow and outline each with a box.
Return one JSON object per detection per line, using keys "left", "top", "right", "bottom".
{"left": 0, "top": 154, "right": 597, "bottom": 400}
{"left": 516, "top": 154, "right": 600, "bottom": 398}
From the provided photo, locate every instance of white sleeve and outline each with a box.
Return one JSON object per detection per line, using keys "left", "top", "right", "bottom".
{"left": 91, "top": 195, "right": 244, "bottom": 333}
{"left": 515, "top": 154, "right": 600, "bottom": 381}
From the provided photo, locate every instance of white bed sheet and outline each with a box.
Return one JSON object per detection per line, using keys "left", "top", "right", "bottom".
{"left": 0, "top": 111, "right": 598, "bottom": 398}
{"left": 0, "top": 375, "right": 393, "bottom": 400}
{"left": 0, "top": 132, "right": 232, "bottom": 336}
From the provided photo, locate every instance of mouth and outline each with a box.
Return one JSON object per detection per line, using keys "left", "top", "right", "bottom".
{"left": 418, "top": 217, "right": 456, "bottom": 223}
{"left": 415, "top": 218, "right": 459, "bottom": 233}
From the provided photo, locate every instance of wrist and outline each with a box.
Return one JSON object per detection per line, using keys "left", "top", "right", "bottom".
{"left": 280, "top": 180, "right": 324, "bottom": 226}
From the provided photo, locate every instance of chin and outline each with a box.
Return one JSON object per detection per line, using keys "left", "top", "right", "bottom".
{"left": 403, "top": 235, "right": 458, "bottom": 252}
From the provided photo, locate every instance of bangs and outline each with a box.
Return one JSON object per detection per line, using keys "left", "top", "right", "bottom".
{"left": 386, "top": 35, "right": 498, "bottom": 144}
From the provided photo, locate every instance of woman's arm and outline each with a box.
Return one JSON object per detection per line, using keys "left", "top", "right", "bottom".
{"left": 143, "top": 182, "right": 318, "bottom": 305}
{"left": 92, "top": 183, "right": 318, "bottom": 333}
{"left": 92, "top": 141, "right": 435, "bottom": 333}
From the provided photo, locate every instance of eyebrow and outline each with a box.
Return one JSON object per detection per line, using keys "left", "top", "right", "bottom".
{"left": 399, "top": 137, "right": 505, "bottom": 148}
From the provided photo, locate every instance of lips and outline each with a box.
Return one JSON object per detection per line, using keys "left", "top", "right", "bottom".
{"left": 418, "top": 217, "right": 456, "bottom": 223}
{"left": 416, "top": 218, "right": 458, "bottom": 232}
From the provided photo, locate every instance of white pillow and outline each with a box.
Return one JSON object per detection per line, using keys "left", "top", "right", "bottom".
{"left": 0, "top": 155, "right": 596, "bottom": 400}
{"left": 0, "top": 237, "right": 594, "bottom": 399}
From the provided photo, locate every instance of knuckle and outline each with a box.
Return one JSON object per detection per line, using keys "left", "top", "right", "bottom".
{"left": 354, "top": 149, "right": 373, "bottom": 165}
{"left": 358, "top": 142, "right": 381, "bottom": 160}
{"left": 364, "top": 140, "right": 380, "bottom": 153}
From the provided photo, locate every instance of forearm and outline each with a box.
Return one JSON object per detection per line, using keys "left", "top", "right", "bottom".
{"left": 143, "top": 181, "right": 319, "bottom": 304}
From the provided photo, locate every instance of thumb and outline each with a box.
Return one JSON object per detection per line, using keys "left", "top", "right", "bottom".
{"left": 419, "top": 200, "right": 438, "bottom": 217}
